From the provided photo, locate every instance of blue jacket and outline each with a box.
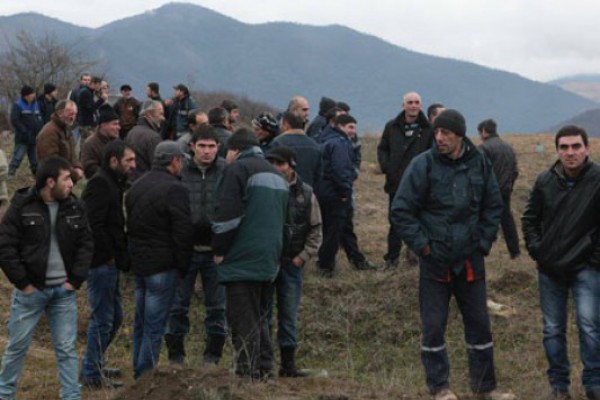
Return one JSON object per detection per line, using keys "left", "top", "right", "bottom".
{"left": 11, "top": 98, "right": 43, "bottom": 145}
{"left": 315, "top": 125, "right": 355, "bottom": 202}
{"left": 391, "top": 137, "right": 503, "bottom": 281}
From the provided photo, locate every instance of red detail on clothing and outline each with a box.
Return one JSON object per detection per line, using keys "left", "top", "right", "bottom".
{"left": 465, "top": 258, "right": 475, "bottom": 282}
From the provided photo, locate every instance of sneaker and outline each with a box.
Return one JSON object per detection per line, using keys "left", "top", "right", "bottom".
{"left": 81, "top": 376, "right": 124, "bottom": 390}
{"left": 352, "top": 260, "right": 381, "bottom": 271}
{"left": 476, "top": 389, "right": 516, "bottom": 400}
{"left": 433, "top": 388, "right": 458, "bottom": 400}
{"left": 384, "top": 257, "right": 399, "bottom": 270}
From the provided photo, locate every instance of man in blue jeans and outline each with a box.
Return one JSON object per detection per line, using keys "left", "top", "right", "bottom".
{"left": 522, "top": 125, "right": 600, "bottom": 400}
{"left": 80, "top": 140, "right": 136, "bottom": 389}
{"left": 126, "top": 141, "right": 193, "bottom": 379}
{"left": 0, "top": 156, "right": 93, "bottom": 400}
{"left": 165, "top": 126, "right": 227, "bottom": 365}
{"left": 266, "top": 146, "right": 322, "bottom": 377}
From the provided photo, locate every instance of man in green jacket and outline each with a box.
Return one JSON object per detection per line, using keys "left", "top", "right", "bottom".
{"left": 212, "top": 128, "right": 288, "bottom": 380}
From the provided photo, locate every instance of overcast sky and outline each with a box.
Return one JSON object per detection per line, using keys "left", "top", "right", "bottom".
{"left": 1, "top": 0, "right": 598, "bottom": 82}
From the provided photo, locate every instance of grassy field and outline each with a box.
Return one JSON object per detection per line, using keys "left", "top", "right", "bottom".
{"left": 0, "top": 132, "right": 596, "bottom": 399}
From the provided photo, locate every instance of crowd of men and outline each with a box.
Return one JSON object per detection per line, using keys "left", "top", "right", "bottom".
{"left": 0, "top": 77, "right": 598, "bottom": 400}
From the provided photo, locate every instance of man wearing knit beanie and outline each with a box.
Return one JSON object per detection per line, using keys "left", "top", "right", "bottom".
{"left": 80, "top": 108, "right": 120, "bottom": 178}
{"left": 391, "top": 109, "right": 515, "bottom": 400}
{"left": 38, "top": 83, "right": 58, "bottom": 124}
{"left": 8, "top": 85, "right": 43, "bottom": 178}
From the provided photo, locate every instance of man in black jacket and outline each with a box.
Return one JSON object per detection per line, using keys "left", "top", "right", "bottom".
{"left": 377, "top": 92, "right": 433, "bottom": 269}
{"left": 165, "top": 127, "right": 227, "bottom": 366}
{"left": 80, "top": 140, "right": 136, "bottom": 389}
{"left": 126, "top": 141, "right": 193, "bottom": 379}
{"left": 125, "top": 100, "right": 165, "bottom": 180}
{"left": 522, "top": 126, "right": 600, "bottom": 400}
{"left": 77, "top": 76, "right": 107, "bottom": 142}
{"left": 478, "top": 119, "right": 520, "bottom": 259}
{"left": 0, "top": 156, "right": 93, "bottom": 400}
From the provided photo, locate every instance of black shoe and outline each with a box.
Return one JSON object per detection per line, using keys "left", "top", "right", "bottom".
{"left": 279, "top": 347, "right": 309, "bottom": 378}
{"left": 510, "top": 252, "right": 521, "bottom": 260}
{"left": 102, "top": 368, "right": 122, "bottom": 379}
{"left": 203, "top": 334, "right": 226, "bottom": 365}
{"left": 352, "top": 260, "right": 381, "bottom": 271}
{"left": 81, "top": 376, "right": 124, "bottom": 390}
{"left": 165, "top": 334, "right": 185, "bottom": 365}
{"left": 384, "top": 257, "right": 399, "bottom": 270}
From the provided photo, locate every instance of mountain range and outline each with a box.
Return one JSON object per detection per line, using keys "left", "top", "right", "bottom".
{"left": 0, "top": 2, "right": 597, "bottom": 133}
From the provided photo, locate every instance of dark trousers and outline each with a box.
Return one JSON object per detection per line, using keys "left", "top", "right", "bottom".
{"left": 500, "top": 193, "right": 520, "bottom": 257}
{"left": 341, "top": 201, "right": 365, "bottom": 264}
{"left": 385, "top": 192, "right": 403, "bottom": 261}
{"left": 226, "top": 281, "right": 274, "bottom": 377}
{"left": 419, "top": 268, "right": 497, "bottom": 394}
{"left": 318, "top": 198, "right": 352, "bottom": 271}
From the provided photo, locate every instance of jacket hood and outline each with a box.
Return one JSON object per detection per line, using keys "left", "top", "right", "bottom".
{"left": 238, "top": 146, "right": 264, "bottom": 160}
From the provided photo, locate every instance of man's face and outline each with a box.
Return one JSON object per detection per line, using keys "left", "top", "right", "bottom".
{"left": 403, "top": 93, "right": 422, "bottom": 119}
{"left": 337, "top": 122, "right": 357, "bottom": 138}
{"left": 58, "top": 105, "right": 78, "bottom": 127}
{"left": 121, "top": 89, "right": 132, "bottom": 99}
{"left": 24, "top": 93, "right": 36, "bottom": 103}
{"left": 174, "top": 89, "right": 183, "bottom": 99}
{"left": 192, "top": 139, "right": 218, "bottom": 166}
{"left": 148, "top": 105, "right": 165, "bottom": 125}
{"left": 49, "top": 89, "right": 59, "bottom": 99}
{"left": 253, "top": 125, "right": 270, "bottom": 141}
{"left": 115, "top": 148, "right": 136, "bottom": 175}
{"left": 293, "top": 99, "right": 310, "bottom": 122}
{"left": 49, "top": 169, "right": 73, "bottom": 201}
{"left": 81, "top": 75, "right": 91, "bottom": 86}
{"left": 269, "top": 160, "right": 293, "bottom": 181}
{"left": 430, "top": 107, "right": 445, "bottom": 124}
{"left": 101, "top": 120, "right": 121, "bottom": 139}
{"left": 229, "top": 108, "right": 240, "bottom": 123}
{"left": 146, "top": 86, "right": 154, "bottom": 98}
{"left": 435, "top": 128, "right": 462, "bottom": 157}
{"left": 172, "top": 156, "right": 184, "bottom": 176}
{"left": 557, "top": 135, "right": 588, "bottom": 174}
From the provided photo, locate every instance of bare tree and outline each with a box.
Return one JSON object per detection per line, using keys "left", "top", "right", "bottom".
{"left": 0, "top": 31, "right": 98, "bottom": 102}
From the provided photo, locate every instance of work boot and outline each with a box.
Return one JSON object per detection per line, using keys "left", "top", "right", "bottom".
{"left": 351, "top": 259, "right": 381, "bottom": 271}
{"left": 203, "top": 334, "right": 226, "bottom": 365}
{"left": 433, "top": 388, "right": 458, "bottom": 400}
{"left": 164, "top": 334, "right": 185, "bottom": 365}
{"left": 279, "top": 347, "right": 309, "bottom": 378}
{"left": 475, "top": 389, "right": 516, "bottom": 400}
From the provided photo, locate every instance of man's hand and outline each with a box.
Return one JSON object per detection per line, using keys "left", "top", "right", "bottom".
{"left": 63, "top": 282, "right": 75, "bottom": 291}
{"left": 292, "top": 256, "right": 305, "bottom": 268}
{"left": 421, "top": 244, "right": 432, "bottom": 256}
{"left": 21, "top": 284, "right": 36, "bottom": 294}
{"left": 214, "top": 255, "right": 224, "bottom": 265}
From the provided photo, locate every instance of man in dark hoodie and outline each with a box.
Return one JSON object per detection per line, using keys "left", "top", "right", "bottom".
{"left": 522, "top": 126, "right": 600, "bottom": 400}
{"left": 391, "top": 109, "right": 512, "bottom": 400}
{"left": 306, "top": 96, "right": 336, "bottom": 139}
{"left": 377, "top": 91, "right": 433, "bottom": 269}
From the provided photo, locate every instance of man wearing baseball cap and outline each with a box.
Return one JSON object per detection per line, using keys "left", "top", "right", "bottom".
{"left": 391, "top": 109, "right": 514, "bottom": 400}
{"left": 125, "top": 141, "right": 193, "bottom": 379}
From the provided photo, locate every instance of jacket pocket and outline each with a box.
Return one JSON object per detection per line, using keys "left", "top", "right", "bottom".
{"left": 65, "top": 215, "right": 85, "bottom": 230}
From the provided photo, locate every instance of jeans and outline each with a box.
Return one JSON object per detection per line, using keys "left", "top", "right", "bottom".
{"left": 268, "top": 260, "right": 304, "bottom": 348}
{"left": 81, "top": 265, "right": 123, "bottom": 379}
{"left": 386, "top": 192, "right": 403, "bottom": 261}
{"left": 500, "top": 193, "right": 520, "bottom": 257}
{"left": 538, "top": 268, "right": 600, "bottom": 392}
{"left": 318, "top": 198, "right": 352, "bottom": 271}
{"left": 166, "top": 252, "right": 227, "bottom": 338}
{"left": 8, "top": 143, "right": 37, "bottom": 175}
{"left": 133, "top": 269, "right": 178, "bottom": 379}
{"left": 419, "top": 268, "right": 496, "bottom": 394}
{"left": 226, "top": 281, "right": 274, "bottom": 377}
{"left": 0, "top": 286, "right": 80, "bottom": 400}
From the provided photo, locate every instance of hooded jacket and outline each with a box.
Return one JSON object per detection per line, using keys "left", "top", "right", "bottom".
{"left": 11, "top": 98, "right": 43, "bottom": 145}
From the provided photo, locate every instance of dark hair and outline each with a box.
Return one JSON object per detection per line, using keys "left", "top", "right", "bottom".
{"left": 227, "top": 128, "right": 259, "bottom": 151}
{"left": 147, "top": 82, "right": 159, "bottom": 93}
{"left": 477, "top": 119, "right": 497, "bottom": 135}
{"left": 555, "top": 125, "right": 588, "bottom": 149}
{"left": 335, "top": 114, "right": 357, "bottom": 126}
{"left": 102, "top": 139, "right": 132, "bottom": 169}
{"left": 427, "top": 103, "right": 444, "bottom": 121}
{"left": 91, "top": 76, "right": 103, "bottom": 84}
{"left": 281, "top": 111, "right": 305, "bottom": 130}
{"left": 208, "top": 107, "right": 228, "bottom": 125}
{"left": 325, "top": 107, "right": 344, "bottom": 123}
{"left": 190, "top": 125, "right": 219, "bottom": 144}
{"left": 35, "top": 156, "right": 71, "bottom": 190}
{"left": 186, "top": 109, "right": 202, "bottom": 129}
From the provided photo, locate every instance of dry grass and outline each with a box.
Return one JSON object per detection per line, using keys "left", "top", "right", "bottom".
{"left": 0, "top": 132, "right": 597, "bottom": 399}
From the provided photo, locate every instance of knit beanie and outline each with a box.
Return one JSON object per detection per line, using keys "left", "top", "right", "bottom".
{"left": 20, "top": 85, "right": 34, "bottom": 97}
{"left": 319, "top": 97, "right": 337, "bottom": 115}
{"left": 43, "top": 83, "right": 57, "bottom": 95}
{"left": 227, "top": 128, "right": 259, "bottom": 151}
{"left": 266, "top": 146, "right": 297, "bottom": 169}
{"left": 433, "top": 109, "right": 466, "bottom": 137}
{"left": 97, "top": 107, "right": 119, "bottom": 125}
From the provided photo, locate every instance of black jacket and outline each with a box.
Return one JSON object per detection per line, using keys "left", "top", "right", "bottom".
{"left": 522, "top": 159, "right": 600, "bottom": 278}
{"left": 77, "top": 86, "right": 104, "bottom": 127}
{"left": 82, "top": 167, "right": 130, "bottom": 271}
{"left": 479, "top": 134, "right": 518, "bottom": 195}
{"left": 181, "top": 157, "right": 225, "bottom": 248}
{"left": 0, "top": 187, "right": 93, "bottom": 290}
{"left": 37, "top": 95, "right": 57, "bottom": 124}
{"left": 126, "top": 168, "right": 193, "bottom": 277}
{"left": 377, "top": 111, "right": 433, "bottom": 194}
{"left": 271, "top": 130, "right": 322, "bottom": 188}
